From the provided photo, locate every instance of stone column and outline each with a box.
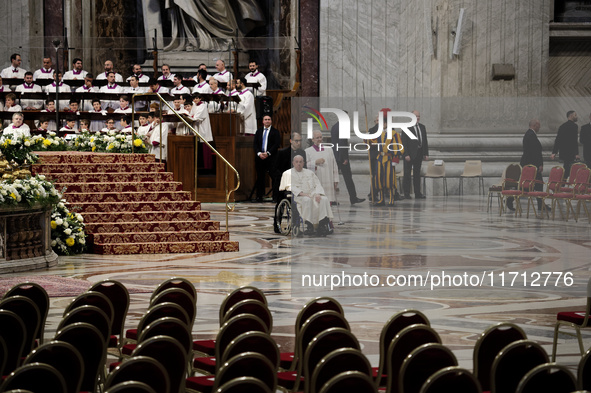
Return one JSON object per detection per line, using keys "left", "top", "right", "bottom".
{"left": 300, "top": 0, "right": 320, "bottom": 97}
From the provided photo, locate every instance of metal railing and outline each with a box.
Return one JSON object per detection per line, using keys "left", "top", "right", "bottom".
{"left": 130, "top": 92, "right": 240, "bottom": 229}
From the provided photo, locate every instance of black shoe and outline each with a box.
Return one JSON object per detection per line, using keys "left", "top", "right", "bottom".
{"left": 373, "top": 201, "right": 385, "bottom": 207}
{"left": 404, "top": 194, "right": 411, "bottom": 199}
{"left": 254, "top": 197, "right": 263, "bottom": 203}
{"left": 317, "top": 218, "right": 330, "bottom": 237}
{"left": 351, "top": 197, "right": 366, "bottom": 205}
{"left": 330, "top": 201, "right": 340, "bottom": 206}
{"left": 416, "top": 194, "right": 426, "bottom": 199}
{"left": 304, "top": 221, "right": 315, "bottom": 236}
{"left": 506, "top": 203, "right": 515, "bottom": 211}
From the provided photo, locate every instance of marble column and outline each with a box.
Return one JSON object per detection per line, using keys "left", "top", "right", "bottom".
{"left": 300, "top": 0, "right": 320, "bottom": 97}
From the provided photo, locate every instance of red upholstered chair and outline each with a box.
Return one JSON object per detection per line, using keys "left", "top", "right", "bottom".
{"left": 281, "top": 297, "right": 344, "bottom": 371}
{"left": 215, "top": 376, "right": 272, "bottom": 393}
{"left": 2, "top": 282, "right": 49, "bottom": 347}
{"left": 193, "top": 313, "right": 268, "bottom": 375}
{"left": 122, "top": 317, "right": 192, "bottom": 359}
{"left": 0, "top": 310, "right": 26, "bottom": 376}
{"left": 218, "top": 286, "right": 267, "bottom": 324}
{"left": 552, "top": 166, "right": 591, "bottom": 221}
{"left": 385, "top": 324, "right": 441, "bottom": 393}
{"left": 221, "top": 299, "right": 273, "bottom": 332}
{"left": 301, "top": 328, "right": 361, "bottom": 393}
{"left": 58, "top": 305, "right": 111, "bottom": 346}
{"left": 310, "top": 348, "right": 372, "bottom": 393}
{"left": 552, "top": 277, "right": 591, "bottom": 361}
{"left": 419, "top": 366, "right": 481, "bottom": 393}
{"left": 499, "top": 164, "right": 537, "bottom": 216}
{"left": 63, "top": 291, "right": 114, "bottom": 328}
{"left": 559, "top": 162, "right": 587, "bottom": 192}
{"left": 488, "top": 163, "right": 521, "bottom": 213}
{"left": 515, "top": 363, "right": 576, "bottom": 393}
{"left": 473, "top": 322, "right": 527, "bottom": 392}
{"left": 0, "top": 363, "right": 66, "bottom": 393}
{"left": 0, "top": 296, "right": 41, "bottom": 357}
{"left": 149, "top": 288, "right": 196, "bottom": 329}
{"left": 23, "top": 340, "right": 84, "bottom": 393}
{"left": 373, "top": 309, "right": 430, "bottom": 387}
{"left": 123, "top": 301, "right": 190, "bottom": 345}
{"left": 54, "top": 322, "right": 107, "bottom": 393}
{"left": 277, "top": 311, "right": 350, "bottom": 392}
{"left": 489, "top": 340, "right": 548, "bottom": 393}
{"left": 89, "top": 279, "right": 130, "bottom": 352}
{"left": 104, "top": 356, "right": 170, "bottom": 393}
{"left": 523, "top": 166, "right": 564, "bottom": 218}
{"left": 104, "top": 381, "right": 157, "bottom": 393}
{"left": 399, "top": 343, "right": 457, "bottom": 393}
{"left": 318, "top": 370, "right": 377, "bottom": 393}
{"left": 151, "top": 277, "right": 197, "bottom": 303}
{"left": 131, "top": 335, "right": 187, "bottom": 393}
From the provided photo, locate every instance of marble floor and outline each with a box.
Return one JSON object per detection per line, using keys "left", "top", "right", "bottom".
{"left": 3, "top": 194, "right": 591, "bottom": 373}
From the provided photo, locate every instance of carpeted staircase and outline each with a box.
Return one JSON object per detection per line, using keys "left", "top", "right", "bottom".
{"left": 32, "top": 152, "right": 239, "bottom": 255}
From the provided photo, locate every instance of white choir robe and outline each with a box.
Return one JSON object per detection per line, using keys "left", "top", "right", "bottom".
{"left": 305, "top": 145, "right": 339, "bottom": 202}
{"left": 213, "top": 71, "right": 232, "bottom": 83}
{"left": 95, "top": 72, "right": 123, "bottom": 82}
{"left": 149, "top": 122, "right": 169, "bottom": 161}
{"left": 33, "top": 68, "right": 54, "bottom": 81}
{"left": 245, "top": 71, "right": 267, "bottom": 96}
{"left": 3, "top": 105, "right": 22, "bottom": 128}
{"left": 2, "top": 123, "right": 31, "bottom": 139}
{"left": 208, "top": 89, "right": 224, "bottom": 113}
{"left": 124, "top": 86, "right": 149, "bottom": 111}
{"left": 170, "top": 108, "right": 190, "bottom": 135}
{"left": 192, "top": 82, "right": 212, "bottom": 95}
{"left": 15, "top": 83, "right": 44, "bottom": 109}
{"left": 75, "top": 85, "right": 100, "bottom": 111}
{"left": 89, "top": 109, "right": 107, "bottom": 132}
{"left": 1, "top": 67, "right": 27, "bottom": 79}
{"left": 236, "top": 89, "right": 256, "bottom": 135}
{"left": 99, "top": 84, "right": 123, "bottom": 109}
{"left": 190, "top": 102, "right": 213, "bottom": 142}
{"left": 126, "top": 74, "right": 150, "bottom": 83}
{"left": 63, "top": 69, "right": 88, "bottom": 80}
{"left": 158, "top": 74, "right": 176, "bottom": 82}
{"left": 44, "top": 82, "right": 72, "bottom": 110}
{"left": 284, "top": 168, "right": 334, "bottom": 225}
{"left": 137, "top": 123, "right": 152, "bottom": 138}
{"left": 38, "top": 110, "right": 57, "bottom": 131}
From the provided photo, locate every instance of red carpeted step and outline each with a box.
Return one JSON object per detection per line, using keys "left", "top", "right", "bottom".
{"left": 81, "top": 210, "right": 211, "bottom": 223}
{"left": 32, "top": 162, "right": 165, "bottom": 174}
{"left": 35, "top": 151, "right": 157, "bottom": 164}
{"left": 89, "top": 230, "right": 230, "bottom": 243}
{"left": 92, "top": 240, "right": 239, "bottom": 254}
{"left": 64, "top": 191, "right": 193, "bottom": 203}
{"left": 43, "top": 172, "right": 175, "bottom": 183}
{"left": 70, "top": 201, "right": 202, "bottom": 213}
{"left": 57, "top": 182, "right": 183, "bottom": 193}
{"left": 84, "top": 220, "right": 220, "bottom": 233}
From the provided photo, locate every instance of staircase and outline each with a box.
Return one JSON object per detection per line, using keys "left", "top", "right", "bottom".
{"left": 32, "top": 152, "right": 239, "bottom": 255}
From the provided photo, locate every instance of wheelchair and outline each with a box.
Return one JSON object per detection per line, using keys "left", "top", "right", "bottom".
{"left": 274, "top": 191, "right": 304, "bottom": 236}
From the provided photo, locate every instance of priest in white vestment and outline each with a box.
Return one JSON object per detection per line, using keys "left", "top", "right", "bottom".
{"left": 305, "top": 130, "right": 339, "bottom": 203}
{"left": 281, "top": 155, "right": 333, "bottom": 236}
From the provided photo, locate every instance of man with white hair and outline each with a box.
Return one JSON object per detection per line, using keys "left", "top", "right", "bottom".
{"left": 305, "top": 130, "right": 339, "bottom": 204}
{"left": 282, "top": 155, "right": 333, "bottom": 236}
{"left": 2, "top": 112, "right": 30, "bottom": 138}
{"left": 213, "top": 59, "right": 232, "bottom": 84}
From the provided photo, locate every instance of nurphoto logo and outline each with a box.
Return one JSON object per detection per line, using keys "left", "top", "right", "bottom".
{"left": 303, "top": 107, "right": 418, "bottom": 152}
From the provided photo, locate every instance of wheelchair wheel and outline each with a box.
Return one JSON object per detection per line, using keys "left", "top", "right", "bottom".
{"left": 277, "top": 199, "right": 292, "bottom": 235}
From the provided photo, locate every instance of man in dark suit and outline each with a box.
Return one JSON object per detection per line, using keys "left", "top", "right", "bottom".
{"left": 580, "top": 112, "right": 591, "bottom": 168}
{"left": 253, "top": 114, "right": 281, "bottom": 202}
{"left": 401, "top": 110, "right": 429, "bottom": 199}
{"left": 551, "top": 110, "right": 580, "bottom": 178}
{"left": 330, "top": 121, "right": 365, "bottom": 205}
{"left": 512, "top": 119, "right": 549, "bottom": 212}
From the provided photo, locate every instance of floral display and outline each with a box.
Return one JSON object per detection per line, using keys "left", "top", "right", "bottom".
{"left": 32, "top": 132, "right": 69, "bottom": 152}
{"left": 0, "top": 134, "right": 40, "bottom": 165}
{"left": 74, "top": 130, "right": 148, "bottom": 153}
{"left": 0, "top": 175, "right": 60, "bottom": 206}
{"left": 50, "top": 200, "right": 87, "bottom": 255}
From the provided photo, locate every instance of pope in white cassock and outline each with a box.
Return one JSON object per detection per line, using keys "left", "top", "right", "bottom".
{"left": 281, "top": 155, "right": 333, "bottom": 236}
{"left": 305, "top": 130, "right": 339, "bottom": 203}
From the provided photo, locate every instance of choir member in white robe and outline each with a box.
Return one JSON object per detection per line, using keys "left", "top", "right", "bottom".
{"left": 2, "top": 112, "right": 30, "bottom": 138}
{"left": 190, "top": 95, "right": 213, "bottom": 142}
{"left": 234, "top": 77, "right": 256, "bottom": 135}
{"left": 149, "top": 115, "right": 170, "bottom": 161}
{"left": 305, "top": 130, "right": 339, "bottom": 203}
{"left": 283, "top": 155, "right": 333, "bottom": 234}
{"left": 245, "top": 60, "right": 267, "bottom": 96}
{"left": 15, "top": 72, "right": 43, "bottom": 110}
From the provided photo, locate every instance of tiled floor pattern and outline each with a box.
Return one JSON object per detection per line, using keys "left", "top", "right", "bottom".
{"left": 4, "top": 195, "right": 591, "bottom": 372}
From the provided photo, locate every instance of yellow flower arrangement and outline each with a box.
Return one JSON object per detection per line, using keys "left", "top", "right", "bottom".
{"left": 65, "top": 238, "right": 75, "bottom": 247}
{"left": 43, "top": 139, "right": 52, "bottom": 147}
{"left": 51, "top": 220, "right": 57, "bottom": 229}
{"left": 133, "top": 138, "right": 144, "bottom": 147}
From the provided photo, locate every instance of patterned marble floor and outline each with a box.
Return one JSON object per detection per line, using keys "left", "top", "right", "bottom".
{"left": 3, "top": 195, "right": 591, "bottom": 372}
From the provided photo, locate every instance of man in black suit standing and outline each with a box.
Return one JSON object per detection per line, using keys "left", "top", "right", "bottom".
{"left": 330, "top": 121, "right": 365, "bottom": 205}
{"left": 401, "top": 110, "right": 429, "bottom": 199}
{"left": 514, "top": 119, "right": 548, "bottom": 212}
{"left": 253, "top": 114, "right": 281, "bottom": 202}
{"left": 580, "top": 112, "right": 591, "bottom": 168}
{"left": 551, "top": 110, "right": 580, "bottom": 178}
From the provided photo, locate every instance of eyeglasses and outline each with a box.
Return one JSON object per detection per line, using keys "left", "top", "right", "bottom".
{"left": 293, "top": 139, "right": 302, "bottom": 142}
